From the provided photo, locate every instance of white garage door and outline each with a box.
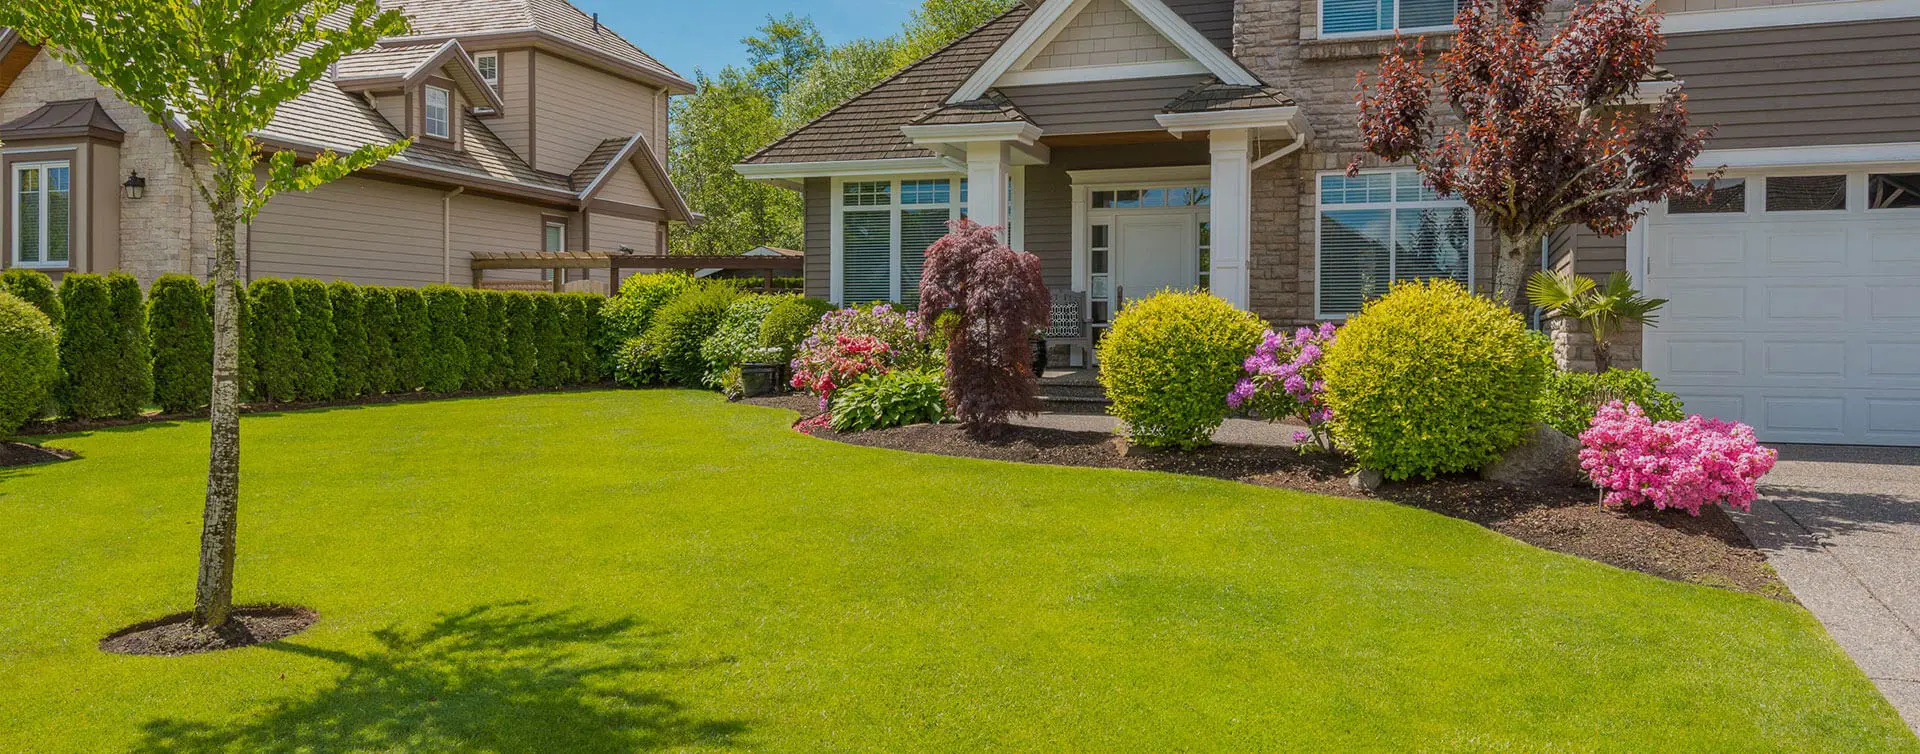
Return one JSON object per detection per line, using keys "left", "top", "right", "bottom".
{"left": 1645, "top": 171, "right": 1920, "bottom": 446}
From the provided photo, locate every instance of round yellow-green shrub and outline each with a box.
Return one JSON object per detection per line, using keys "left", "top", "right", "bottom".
{"left": 1320, "top": 279, "right": 1551, "bottom": 480}
{"left": 1097, "top": 290, "right": 1265, "bottom": 449}
{"left": 0, "top": 291, "right": 59, "bottom": 434}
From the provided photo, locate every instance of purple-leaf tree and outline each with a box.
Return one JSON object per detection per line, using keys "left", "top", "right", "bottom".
{"left": 1353, "top": 0, "right": 1717, "bottom": 307}
{"left": 918, "top": 219, "right": 1049, "bottom": 438}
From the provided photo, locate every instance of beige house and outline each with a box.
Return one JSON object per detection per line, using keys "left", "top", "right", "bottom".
{"left": 738, "top": 0, "right": 1920, "bottom": 447}
{"left": 0, "top": 0, "right": 698, "bottom": 292}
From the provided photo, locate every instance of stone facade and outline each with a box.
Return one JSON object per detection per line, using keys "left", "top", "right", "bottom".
{"left": 1548, "top": 317, "right": 1645, "bottom": 373}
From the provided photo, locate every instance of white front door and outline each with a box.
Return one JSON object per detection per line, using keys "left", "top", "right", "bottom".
{"left": 1116, "top": 214, "right": 1197, "bottom": 303}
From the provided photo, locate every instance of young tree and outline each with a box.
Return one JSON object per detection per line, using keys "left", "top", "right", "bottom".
{"left": 2, "top": 0, "right": 409, "bottom": 631}
{"left": 1353, "top": 0, "right": 1715, "bottom": 307}
{"left": 1526, "top": 269, "right": 1666, "bottom": 372}
{"left": 917, "top": 219, "right": 1049, "bottom": 438}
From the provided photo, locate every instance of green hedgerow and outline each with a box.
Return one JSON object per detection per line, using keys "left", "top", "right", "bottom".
{"left": 597, "top": 273, "right": 693, "bottom": 372}
{"left": 289, "top": 279, "right": 337, "bottom": 401}
{"left": 1096, "top": 290, "right": 1266, "bottom": 450}
{"left": 569, "top": 293, "right": 605, "bottom": 383}
{"left": 329, "top": 282, "right": 370, "bottom": 399}
{"left": 758, "top": 296, "right": 835, "bottom": 363}
{"left": 390, "top": 287, "right": 429, "bottom": 393}
{"left": 1321, "top": 279, "right": 1552, "bottom": 481}
{"left": 361, "top": 286, "right": 398, "bottom": 395}
{"left": 502, "top": 292, "right": 537, "bottom": 389}
{"left": 2, "top": 268, "right": 62, "bottom": 329}
{"left": 55, "top": 274, "right": 121, "bottom": 418}
{"left": 700, "top": 294, "right": 780, "bottom": 389}
{"left": 148, "top": 274, "right": 214, "bottom": 413}
{"left": 532, "top": 293, "right": 566, "bottom": 388}
{"left": 1539, "top": 368, "right": 1684, "bottom": 437}
{"left": 828, "top": 367, "right": 947, "bottom": 432}
{"left": 421, "top": 285, "right": 470, "bottom": 394}
{"left": 0, "top": 291, "right": 59, "bottom": 433}
{"left": 248, "top": 278, "right": 302, "bottom": 403}
{"left": 462, "top": 289, "right": 499, "bottom": 392}
{"left": 106, "top": 273, "right": 154, "bottom": 415}
{"left": 646, "top": 283, "right": 740, "bottom": 387}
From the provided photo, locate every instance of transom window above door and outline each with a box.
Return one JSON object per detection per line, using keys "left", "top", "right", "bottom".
{"left": 1316, "top": 170, "right": 1472, "bottom": 318}
{"left": 1091, "top": 186, "right": 1210, "bottom": 209}
{"left": 12, "top": 161, "right": 72, "bottom": 269}
{"left": 1322, "top": 0, "right": 1459, "bottom": 36}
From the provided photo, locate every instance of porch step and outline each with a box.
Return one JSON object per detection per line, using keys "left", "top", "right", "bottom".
{"left": 1037, "top": 369, "right": 1109, "bottom": 414}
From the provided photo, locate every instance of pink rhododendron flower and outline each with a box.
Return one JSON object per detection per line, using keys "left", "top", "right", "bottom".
{"left": 1578, "top": 401, "right": 1778, "bottom": 516}
{"left": 1228, "top": 323, "right": 1338, "bottom": 450}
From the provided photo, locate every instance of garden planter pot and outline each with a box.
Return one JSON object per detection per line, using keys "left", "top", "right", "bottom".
{"left": 739, "top": 363, "right": 787, "bottom": 398}
{"left": 1031, "top": 338, "right": 1049, "bottom": 375}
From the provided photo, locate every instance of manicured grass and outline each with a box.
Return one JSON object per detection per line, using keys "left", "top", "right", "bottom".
{"left": 0, "top": 390, "right": 1912, "bottom": 751}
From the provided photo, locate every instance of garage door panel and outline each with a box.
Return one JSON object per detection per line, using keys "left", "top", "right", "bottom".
{"left": 1763, "top": 395, "right": 1848, "bottom": 434}
{"left": 1765, "top": 229, "right": 1849, "bottom": 266}
{"left": 1869, "top": 225, "right": 1920, "bottom": 274}
{"left": 1676, "top": 392, "right": 1748, "bottom": 424}
{"left": 1868, "top": 342, "right": 1920, "bottom": 380}
{"left": 1762, "top": 285, "right": 1848, "bottom": 321}
{"left": 1764, "top": 341, "right": 1847, "bottom": 377}
{"left": 1661, "top": 285, "right": 1747, "bottom": 322}
{"left": 1656, "top": 228, "right": 1746, "bottom": 270}
{"left": 1659, "top": 338, "right": 1747, "bottom": 378}
{"left": 1869, "top": 285, "right": 1920, "bottom": 320}
{"left": 1866, "top": 399, "right": 1920, "bottom": 439}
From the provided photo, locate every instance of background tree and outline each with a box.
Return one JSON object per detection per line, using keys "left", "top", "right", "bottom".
{"left": 1, "top": 0, "right": 410, "bottom": 632}
{"left": 918, "top": 220, "right": 1049, "bottom": 438}
{"left": 744, "top": 14, "right": 827, "bottom": 106}
{"left": 1353, "top": 0, "right": 1715, "bottom": 307}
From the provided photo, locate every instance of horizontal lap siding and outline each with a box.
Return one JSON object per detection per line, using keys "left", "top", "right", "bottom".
{"left": 532, "top": 53, "right": 656, "bottom": 175}
{"left": 805, "top": 178, "right": 830, "bottom": 300}
{"left": 1664, "top": 20, "right": 1920, "bottom": 149}
{"left": 588, "top": 213, "right": 657, "bottom": 254}
{"left": 597, "top": 165, "right": 660, "bottom": 208}
{"left": 250, "top": 177, "right": 446, "bottom": 286}
{"left": 1162, "top": 0, "right": 1234, "bottom": 51}
{"left": 1001, "top": 76, "right": 1208, "bottom": 135}
{"left": 453, "top": 193, "right": 548, "bottom": 282}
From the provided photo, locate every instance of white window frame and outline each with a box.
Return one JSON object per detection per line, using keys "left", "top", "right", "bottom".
{"left": 1314, "top": 168, "right": 1475, "bottom": 320}
{"left": 423, "top": 85, "right": 452, "bottom": 139}
{"left": 1319, "top": 0, "right": 1459, "bottom": 39}
{"left": 11, "top": 160, "right": 72, "bottom": 270}
{"left": 473, "top": 52, "right": 500, "bottom": 91}
{"left": 828, "top": 171, "right": 1025, "bottom": 305}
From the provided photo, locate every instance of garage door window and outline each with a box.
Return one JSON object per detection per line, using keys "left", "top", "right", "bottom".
{"left": 1669, "top": 178, "right": 1744, "bottom": 214}
{"left": 1869, "top": 174, "right": 1920, "bottom": 210}
{"left": 1765, "top": 175, "right": 1847, "bottom": 212}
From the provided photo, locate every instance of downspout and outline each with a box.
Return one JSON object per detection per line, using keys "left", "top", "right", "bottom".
{"left": 1250, "top": 131, "right": 1306, "bottom": 172}
{"left": 442, "top": 186, "right": 464, "bottom": 284}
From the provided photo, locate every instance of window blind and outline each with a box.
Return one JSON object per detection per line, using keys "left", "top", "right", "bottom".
{"left": 843, "top": 210, "right": 892, "bottom": 304}
{"left": 900, "top": 209, "right": 948, "bottom": 308}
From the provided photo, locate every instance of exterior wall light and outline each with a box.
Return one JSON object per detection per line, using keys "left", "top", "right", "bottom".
{"left": 122, "top": 171, "right": 146, "bottom": 200}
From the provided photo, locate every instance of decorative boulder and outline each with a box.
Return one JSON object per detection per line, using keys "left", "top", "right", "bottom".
{"left": 1481, "top": 423, "right": 1583, "bottom": 486}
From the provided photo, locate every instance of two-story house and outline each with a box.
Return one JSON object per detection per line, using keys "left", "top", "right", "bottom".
{"left": 0, "top": 0, "right": 698, "bottom": 291}
{"left": 736, "top": 0, "right": 1920, "bottom": 447}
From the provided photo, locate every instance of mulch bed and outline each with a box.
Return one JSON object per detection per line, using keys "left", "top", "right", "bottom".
{"left": 0, "top": 441, "right": 74, "bottom": 468}
{"left": 14, "top": 384, "right": 618, "bottom": 438}
{"left": 746, "top": 395, "right": 1790, "bottom": 601}
{"left": 99, "top": 606, "right": 318, "bottom": 656}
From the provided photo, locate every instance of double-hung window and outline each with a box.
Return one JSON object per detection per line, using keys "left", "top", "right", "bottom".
{"left": 1321, "top": 0, "right": 1459, "bottom": 36}
{"left": 12, "top": 161, "right": 71, "bottom": 269}
{"left": 424, "top": 85, "right": 451, "bottom": 139}
{"left": 1317, "top": 170, "right": 1472, "bottom": 318}
{"left": 473, "top": 52, "right": 499, "bottom": 92}
{"left": 839, "top": 178, "right": 965, "bottom": 306}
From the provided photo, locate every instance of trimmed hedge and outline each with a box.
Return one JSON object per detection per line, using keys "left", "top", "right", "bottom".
{"left": 149, "top": 274, "right": 213, "bottom": 413}
{"left": 329, "top": 282, "right": 369, "bottom": 399}
{"left": 248, "top": 278, "right": 303, "bottom": 403}
{"left": 463, "top": 289, "right": 500, "bottom": 392}
{"left": 0, "top": 291, "right": 59, "bottom": 433}
{"left": 289, "top": 279, "right": 337, "bottom": 401}
{"left": 390, "top": 287, "right": 429, "bottom": 393}
{"left": 502, "top": 292, "right": 537, "bottom": 389}
{"left": 361, "top": 286, "right": 399, "bottom": 395}
{"left": 532, "top": 294, "right": 566, "bottom": 388}
{"left": 2, "top": 268, "right": 62, "bottom": 329}
{"left": 421, "top": 286, "right": 469, "bottom": 393}
{"left": 1096, "top": 291, "right": 1266, "bottom": 450}
{"left": 565, "top": 293, "right": 605, "bottom": 383}
{"left": 56, "top": 274, "right": 126, "bottom": 419}
{"left": 107, "top": 273, "right": 154, "bottom": 415}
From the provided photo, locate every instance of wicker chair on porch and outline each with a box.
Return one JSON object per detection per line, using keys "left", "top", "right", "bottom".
{"left": 1045, "top": 287, "right": 1094, "bottom": 368}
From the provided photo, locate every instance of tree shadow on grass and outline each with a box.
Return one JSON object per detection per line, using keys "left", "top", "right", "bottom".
{"left": 131, "top": 601, "right": 748, "bottom": 752}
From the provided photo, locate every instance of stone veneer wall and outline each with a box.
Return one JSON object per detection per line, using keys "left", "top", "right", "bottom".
{"left": 1549, "top": 318, "right": 1645, "bottom": 372}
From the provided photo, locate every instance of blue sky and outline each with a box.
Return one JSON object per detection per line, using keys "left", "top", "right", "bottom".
{"left": 573, "top": 0, "right": 921, "bottom": 81}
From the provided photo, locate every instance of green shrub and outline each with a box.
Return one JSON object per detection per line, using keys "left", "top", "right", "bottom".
{"left": 612, "top": 337, "right": 653, "bottom": 389}
{"left": 502, "top": 292, "right": 537, "bottom": 389}
{"left": 361, "top": 286, "right": 398, "bottom": 394}
{"left": 828, "top": 368, "right": 947, "bottom": 432}
{"left": 246, "top": 279, "right": 302, "bottom": 403}
{"left": 1321, "top": 279, "right": 1552, "bottom": 480}
{"left": 106, "top": 273, "right": 154, "bottom": 415}
{"left": 1096, "top": 291, "right": 1265, "bottom": 449}
{"left": 216, "top": 279, "right": 256, "bottom": 402}
{"left": 421, "top": 285, "right": 469, "bottom": 393}
{"left": 758, "top": 296, "right": 835, "bottom": 363}
{"left": 597, "top": 273, "right": 693, "bottom": 371}
{"left": 2, "top": 268, "right": 62, "bottom": 329}
{"left": 0, "top": 291, "right": 59, "bottom": 433}
{"left": 1539, "top": 368, "right": 1684, "bottom": 437}
{"left": 329, "top": 282, "right": 369, "bottom": 399}
{"left": 568, "top": 293, "right": 605, "bottom": 383}
{"left": 701, "top": 294, "right": 781, "bottom": 389}
{"left": 532, "top": 294, "right": 566, "bottom": 388}
{"left": 462, "top": 289, "right": 500, "bottom": 392}
{"left": 148, "top": 274, "right": 213, "bottom": 413}
{"left": 56, "top": 274, "right": 125, "bottom": 418}
{"left": 288, "top": 279, "right": 336, "bottom": 401}
{"left": 390, "top": 287, "right": 429, "bottom": 393}
{"left": 646, "top": 284, "right": 740, "bottom": 386}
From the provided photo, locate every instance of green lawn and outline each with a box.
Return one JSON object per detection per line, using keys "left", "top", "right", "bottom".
{"left": 0, "top": 390, "right": 1912, "bottom": 752}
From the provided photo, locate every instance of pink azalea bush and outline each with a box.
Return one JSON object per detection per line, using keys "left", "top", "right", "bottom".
{"left": 1578, "top": 400, "right": 1778, "bottom": 516}
{"left": 789, "top": 304, "right": 934, "bottom": 409}
{"left": 1228, "top": 323, "right": 1338, "bottom": 450}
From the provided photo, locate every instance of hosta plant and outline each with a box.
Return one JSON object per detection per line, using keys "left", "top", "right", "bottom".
{"left": 827, "top": 367, "right": 947, "bottom": 432}
{"left": 1228, "top": 322, "right": 1338, "bottom": 451}
{"left": 1579, "top": 401, "right": 1777, "bottom": 516}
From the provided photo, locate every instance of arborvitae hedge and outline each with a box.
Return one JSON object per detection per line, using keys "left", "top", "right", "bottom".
{"left": 329, "top": 282, "right": 369, "bottom": 399}
{"left": 361, "top": 286, "right": 398, "bottom": 395}
{"left": 531, "top": 293, "right": 566, "bottom": 388}
{"left": 502, "top": 292, "right": 537, "bottom": 389}
{"left": 462, "top": 289, "right": 500, "bottom": 392}
{"left": 56, "top": 274, "right": 118, "bottom": 418}
{"left": 422, "top": 285, "right": 469, "bottom": 393}
{"left": 148, "top": 274, "right": 213, "bottom": 413}
{"left": 288, "top": 279, "right": 337, "bottom": 401}
{"left": 2, "top": 268, "right": 62, "bottom": 329}
{"left": 390, "top": 287, "right": 429, "bottom": 393}
{"left": 565, "top": 293, "right": 605, "bottom": 383}
{"left": 248, "top": 278, "right": 303, "bottom": 403}
{"left": 106, "top": 273, "right": 154, "bottom": 416}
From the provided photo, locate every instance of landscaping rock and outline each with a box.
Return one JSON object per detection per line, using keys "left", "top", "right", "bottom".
{"left": 1350, "top": 468, "right": 1383, "bottom": 491}
{"left": 1482, "top": 423, "right": 1583, "bottom": 486}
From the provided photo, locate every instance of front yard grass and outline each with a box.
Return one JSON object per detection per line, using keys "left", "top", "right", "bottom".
{"left": 1, "top": 390, "right": 1912, "bottom": 751}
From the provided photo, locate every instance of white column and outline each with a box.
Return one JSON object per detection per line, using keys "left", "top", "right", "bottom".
{"left": 966, "top": 141, "right": 1011, "bottom": 237}
{"left": 1208, "top": 127, "right": 1252, "bottom": 309}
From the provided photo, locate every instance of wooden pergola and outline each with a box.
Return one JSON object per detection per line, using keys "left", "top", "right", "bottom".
{"left": 470, "top": 251, "right": 805, "bottom": 295}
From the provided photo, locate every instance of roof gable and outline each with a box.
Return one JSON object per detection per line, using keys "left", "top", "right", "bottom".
{"left": 576, "top": 132, "right": 696, "bottom": 222}
{"left": 1014, "top": 0, "right": 1190, "bottom": 72}
{"left": 949, "top": 0, "right": 1254, "bottom": 104}
{"left": 333, "top": 39, "right": 505, "bottom": 111}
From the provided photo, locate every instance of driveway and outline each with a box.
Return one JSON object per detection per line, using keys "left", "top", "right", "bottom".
{"left": 1732, "top": 445, "right": 1920, "bottom": 736}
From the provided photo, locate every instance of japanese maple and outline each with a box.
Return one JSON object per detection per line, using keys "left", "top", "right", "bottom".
{"left": 917, "top": 219, "right": 1049, "bottom": 438}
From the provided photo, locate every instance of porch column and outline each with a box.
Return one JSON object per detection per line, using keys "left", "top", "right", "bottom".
{"left": 966, "top": 141, "right": 1011, "bottom": 240}
{"left": 1208, "top": 128, "right": 1252, "bottom": 309}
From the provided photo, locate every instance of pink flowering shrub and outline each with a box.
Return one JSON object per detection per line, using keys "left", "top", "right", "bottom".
{"left": 1579, "top": 401, "right": 1778, "bottom": 516}
{"left": 1228, "top": 323, "right": 1338, "bottom": 450}
{"left": 789, "top": 304, "right": 935, "bottom": 409}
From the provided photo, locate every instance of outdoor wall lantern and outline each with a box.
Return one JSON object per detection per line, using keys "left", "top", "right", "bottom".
{"left": 122, "top": 171, "right": 147, "bottom": 200}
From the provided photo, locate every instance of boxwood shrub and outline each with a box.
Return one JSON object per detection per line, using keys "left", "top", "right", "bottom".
{"left": 149, "top": 274, "right": 213, "bottom": 413}
{"left": 0, "top": 291, "right": 59, "bottom": 433}
{"left": 361, "top": 286, "right": 398, "bottom": 395}
{"left": 1096, "top": 290, "right": 1266, "bottom": 449}
{"left": 329, "top": 281, "right": 369, "bottom": 399}
{"left": 289, "top": 279, "right": 336, "bottom": 401}
{"left": 2, "top": 268, "right": 62, "bottom": 329}
{"left": 390, "top": 287, "right": 429, "bottom": 393}
{"left": 646, "top": 283, "right": 740, "bottom": 386}
{"left": 1320, "top": 279, "right": 1551, "bottom": 480}
{"left": 1539, "top": 368, "right": 1684, "bottom": 437}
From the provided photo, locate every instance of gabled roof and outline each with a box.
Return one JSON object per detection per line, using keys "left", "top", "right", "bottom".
{"left": 0, "top": 98, "right": 123, "bottom": 143}
{"left": 573, "top": 132, "right": 698, "bottom": 223}
{"left": 333, "top": 39, "right": 505, "bottom": 111}
{"left": 948, "top": 0, "right": 1256, "bottom": 104}
{"left": 381, "top": 0, "right": 693, "bottom": 93}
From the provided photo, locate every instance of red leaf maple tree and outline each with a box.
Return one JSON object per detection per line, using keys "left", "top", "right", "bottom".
{"left": 1353, "top": 0, "right": 1718, "bottom": 307}
{"left": 918, "top": 219, "right": 1050, "bottom": 438}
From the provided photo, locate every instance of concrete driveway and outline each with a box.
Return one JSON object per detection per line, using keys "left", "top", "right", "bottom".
{"left": 1732, "top": 445, "right": 1920, "bottom": 735}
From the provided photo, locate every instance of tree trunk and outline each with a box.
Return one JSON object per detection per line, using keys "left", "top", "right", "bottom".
{"left": 194, "top": 196, "right": 242, "bottom": 630}
{"left": 1591, "top": 328, "right": 1613, "bottom": 373}
{"left": 1493, "top": 231, "right": 1543, "bottom": 309}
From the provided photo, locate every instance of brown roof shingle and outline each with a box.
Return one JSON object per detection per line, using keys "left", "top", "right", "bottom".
{"left": 385, "top": 0, "right": 689, "bottom": 90}
{"left": 333, "top": 42, "right": 445, "bottom": 81}
{"left": 909, "top": 89, "right": 1031, "bottom": 126}
{"left": 1161, "top": 78, "right": 1296, "bottom": 114}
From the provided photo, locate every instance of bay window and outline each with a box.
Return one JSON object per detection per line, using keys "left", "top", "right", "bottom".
{"left": 1322, "top": 0, "right": 1459, "bottom": 36}
{"left": 12, "top": 161, "right": 71, "bottom": 269}
{"left": 1316, "top": 170, "right": 1472, "bottom": 318}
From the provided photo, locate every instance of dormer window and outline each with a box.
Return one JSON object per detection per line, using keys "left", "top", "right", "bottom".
{"left": 474, "top": 52, "right": 499, "bottom": 91}
{"left": 424, "top": 85, "right": 451, "bottom": 139}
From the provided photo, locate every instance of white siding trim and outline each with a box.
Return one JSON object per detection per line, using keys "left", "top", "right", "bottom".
{"left": 1700, "top": 142, "right": 1920, "bottom": 173}
{"left": 996, "top": 60, "right": 1210, "bottom": 88}
{"left": 1662, "top": 0, "right": 1920, "bottom": 34}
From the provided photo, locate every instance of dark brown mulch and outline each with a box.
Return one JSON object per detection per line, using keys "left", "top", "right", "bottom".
{"left": 100, "top": 606, "right": 318, "bottom": 657}
{"left": 0, "top": 441, "right": 73, "bottom": 468}
{"left": 753, "top": 404, "right": 1790, "bottom": 601}
{"left": 16, "top": 384, "right": 618, "bottom": 437}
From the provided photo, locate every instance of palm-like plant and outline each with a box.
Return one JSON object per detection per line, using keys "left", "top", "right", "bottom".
{"left": 1527, "top": 270, "right": 1667, "bottom": 372}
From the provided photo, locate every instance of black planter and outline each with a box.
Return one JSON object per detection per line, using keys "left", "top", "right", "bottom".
{"left": 739, "top": 363, "right": 786, "bottom": 398}
{"left": 1030, "top": 338, "right": 1049, "bottom": 375}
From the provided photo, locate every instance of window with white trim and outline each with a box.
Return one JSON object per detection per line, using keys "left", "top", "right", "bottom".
{"left": 424, "top": 85, "right": 451, "bottom": 138}
{"left": 12, "top": 161, "right": 71, "bottom": 269}
{"left": 473, "top": 52, "right": 499, "bottom": 91}
{"left": 541, "top": 220, "right": 566, "bottom": 281}
{"left": 839, "top": 178, "right": 975, "bottom": 306}
{"left": 1317, "top": 170, "right": 1472, "bottom": 318}
{"left": 1321, "top": 0, "right": 1459, "bottom": 36}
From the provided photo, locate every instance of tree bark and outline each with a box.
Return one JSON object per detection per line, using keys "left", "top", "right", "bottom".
{"left": 194, "top": 190, "right": 242, "bottom": 630}
{"left": 1493, "top": 231, "right": 1542, "bottom": 310}
{"left": 1592, "top": 337, "right": 1613, "bottom": 373}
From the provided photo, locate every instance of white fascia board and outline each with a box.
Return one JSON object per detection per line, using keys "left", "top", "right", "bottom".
{"left": 1661, "top": 0, "right": 1920, "bottom": 34}
{"left": 733, "top": 157, "right": 967, "bottom": 183}
{"left": 1698, "top": 142, "right": 1920, "bottom": 172}
{"left": 900, "top": 122, "right": 1044, "bottom": 146}
{"left": 949, "top": 0, "right": 1257, "bottom": 104}
{"left": 950, "top": 0, "right": 1082, "bottom": 105}
{"left": 1156, "top": 106, "right": 1303, "bottom": 137}
{"left": 996, "top": 59, "right": 1211, "bottom": 88}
